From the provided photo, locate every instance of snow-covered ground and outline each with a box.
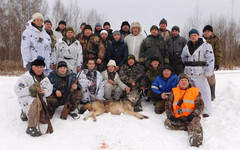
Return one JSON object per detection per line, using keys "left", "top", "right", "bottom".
{"left": 0, "top": 71, "right": 240, "bottom": 150}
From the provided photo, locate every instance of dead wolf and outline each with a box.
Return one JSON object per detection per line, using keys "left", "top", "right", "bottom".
{"left": 83, "top": 91, "right": 149, "bottom": 121}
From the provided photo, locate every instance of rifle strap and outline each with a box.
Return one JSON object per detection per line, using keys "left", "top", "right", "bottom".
{"left": 37, "top": 93, "right": 43, "bottom": 135}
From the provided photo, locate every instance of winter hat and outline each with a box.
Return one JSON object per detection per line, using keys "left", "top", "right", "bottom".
{"left": 159, "top": 18, "right": 167, "bottom": 25}
{"left": 203, "top": 25, "right": 213, "bottom": 32}
{"left": 178, "top": 73, "right": 189, "bottom": 82}
{"left": 84, "top": 25, "right": 92, "bottom": 31}
{"left": 95, "top": 23, "right": 102, "bottom": 27}
{"left": 58, "top": 20, "right": 66, "bottom": 26}
{"left": 100, "top": 30, "right": 108, "bottom": 35}
{"left": 103, "top": 21, "right": 110, "bottom": 27}
{"left": 113, "top": 30, "right": 121, "bottom": 36}
{"left": 107, "top": 60, "right": 116, "bottom": 67}
{"left": 189, "top": 29, "right": 199, "bottom": 37}
{"left": 44, "top": 20, "right": 52, "bottom": 25}
{"left": 171, "top": 26, "right": 180, "bottom": 32}
{"left": 57, "top": 61, "right": 68, "bottom": 69}
{"left": 130, "top": 22, "right": 142, "bottom": 33}
{"left": 150, "top": 56, "right": 160, "bottom": 63}
{"left": 162, "top": 64, "right": 173, "bottom": 72}
{"left": 150, "top": 25, "right": 159, "bottom": 31}
{"left": 66, "top": 27, "right": 74, "bottom": 33}
{"left": 80, "top": 22, "right": 87, "bottom": 27}
{"left": 31, "top": 56, "right": 45, "bottom": 67}
{"left": 121, "top": 21, "right": 130, "bottom": 29}
{"left": 32, "top": 12, "right": 44, "bottom": 21}
{"left": 128, "top": 54, "right": 135, "bottom": 60}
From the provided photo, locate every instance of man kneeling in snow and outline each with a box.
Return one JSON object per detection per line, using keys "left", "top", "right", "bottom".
{"left": 165, "top": 73, "right": 204, "bottom": 147}
{"left": 14, "top": 57, "right": 53, "bottom": 137}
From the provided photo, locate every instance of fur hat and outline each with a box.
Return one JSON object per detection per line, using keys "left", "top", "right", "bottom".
{"left": 130, "top": 22, "right": 142, "bottom": 33}
{"left": 171, "top": 26, "right": 180, "bottom": 32}
{"left": 107, "top": 60, "right": 116, "bottom": 67}
{"left": 32, "top": 12, "right": 44, "bottom": 21}
{"left": 31, "top": 56, "right": 45, "bottom": 67}
{"left": 159, "top": 18, "right": 167, "bottom": 25}
{"left": 121, "top": 21, "right": 130, "bottom": 29}
{"left": 57, "top": 61, "right": 67, "bottom": 69}
{"left": 203, "top": 25, "right": 213, "bottom": 32}
{"left": 103, "top": 21, "right": 110, "bottom": 27}
{"left": 128, "top": 54, "right": 135, "bottom": 60}
{"left": 189, "top": 29, "right": 199, "bottom": 37}
{"left": 58, "top": 20, "right": 66, "bottom": 26}
{"left": 113, "top": 30, "right": 121, "bottom": 36}
{"left": 84, "top": 25, "right": 92, "bottom": 31}
{"left": 178, "top": 73, "right": 189, "bottom": 81}
{"left": 150, "top": 25, "right": 159, "bottom": 31}
{"left": 150, "top": 56, "right": 160, "bottom": 63}
{"left": 100, "top": 30, "right": 108, "bottom": 35}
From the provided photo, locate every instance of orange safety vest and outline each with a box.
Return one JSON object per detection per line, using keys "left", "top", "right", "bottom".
{"left": 172, "top": 86, "right": 199, "bottom": 118}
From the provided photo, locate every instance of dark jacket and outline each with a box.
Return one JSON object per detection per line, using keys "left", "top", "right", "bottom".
{"left": 107, "top": 39, "right": 128, "bottom": 67}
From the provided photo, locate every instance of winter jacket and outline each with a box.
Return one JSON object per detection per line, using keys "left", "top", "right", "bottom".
{"left": 203, "top": 33, "right": 222, "bottom": 66}
{"left": 159, "top": 29, "right": 171, "bottom": 40}
{"left": 181, "top": 38, "right": 215, "bottom": 78}
{"left": 53, "top": 30, "right": 63, "bottom": 40}
{"left": 145, "top": 66, "right": 162, "bottom": 88}
{"left": 151, "top": 73, "right": 178, "bottom": 95}
{"left": 102, "top": 70, "right": 127, "bottom": 91}
{"left": 124, "top": 33, "right": 145, "bottom": 61}
{"left": 167, "top": 35, "right": 187, "bottom": 63}
{"left": 21, "top": 20, "right": 52, "bottom": 75}
{"left": 107, "top": 39, "right": 128, "bottom": 67}
{"left": 53, "top": 38, "right": 83, "bottom": 74}
{"left": 139, "top": 35, "right": 169, "bottom": 69}
{"left": 14, "top": 71, "right": 53, "bottom": 113}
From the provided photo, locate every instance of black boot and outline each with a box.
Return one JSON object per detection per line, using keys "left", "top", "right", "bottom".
{"left": 134, "top": 99, "right": 143, "bottom": 112}
{"left": 20, "top": 110, "right": 28, "bottom": 121}
{"left": 26, "top": 126, "right": 41, "bottom": 137}
{"left": 210, "top": 85, "right": 216, "bottom": 101}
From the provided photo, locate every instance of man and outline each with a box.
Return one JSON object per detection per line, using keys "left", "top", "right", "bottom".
{"left": 151, "top": 65, "right": 178, "bottom": 114}
{"left": 159, "top": 18, "right": 171, "bottom": 40}
{"left": 102, "top": 60, "right": 130, "bottom": 100}
{"left": 181, "top": 29, "right": 214, "bottom": 117}
{"left": 75, "top": 22, "right": 87, "bottom": 40}
{"left": 78, "top": 59, "right": 105, "bottom": 113}
{"left": 47, "top": 61, "right": 82, "bottom": 119}
{"left": 167, "top": 26, "right": 187, "bottom": 75}
{"left": 203, "top": 25, "right": 222, "bottom": 101}
{"left": 94, "top": 22, "right": 102, "bottom": 37}
{"left": 124, "top": 22, "right": 145, "bottom": 61}
{"left": 78, "top": 24, "right": 105, "bottom": 71}
{"left": 21, "top": 12, "right": 52, "bottom": 76}
{"left": 44, "top": 20, "right": 56, "bottom": 51}
{"left": 14, "top": 57, "right": 53, "bottom": 137}
{"left": 165, "top": 73, "right": 204, "bottom": 147}
{"left": 107, "top": 30, "right": 128, "bottom": 71}
{"left": 120, "top": 21, "right": 130, "bottom": 40}
{"left": 103, "top": 21, "right": 113, "bottom": 41}
{"left": 54, "top": 20, "right": 66, "bottom": 40}
{"left": 99, "top": 30, "right": 111, "bottom": 72}
{"left": 139, "top": 25, "right": 169, "bottom": 69}
{"left": 119, "top": 54, "right": 145, "bottom": 112}
{"left": 53, "top": 27, "right": 83, "bottom": 74}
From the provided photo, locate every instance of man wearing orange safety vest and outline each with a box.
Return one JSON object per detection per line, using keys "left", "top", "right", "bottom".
{"left": 165, "top": 73, "right": 204, "bottom": 147}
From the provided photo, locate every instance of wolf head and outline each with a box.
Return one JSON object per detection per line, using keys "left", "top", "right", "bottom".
{"left": 126, "top": 90, "right": 140, "bottom": 105}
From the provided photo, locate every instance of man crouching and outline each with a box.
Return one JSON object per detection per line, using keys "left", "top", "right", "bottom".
{"left": 14, "top": 57, "right": 53, "bottom": 137}
{"left": 165, "top": 73, "right": 204, "bottom": 147}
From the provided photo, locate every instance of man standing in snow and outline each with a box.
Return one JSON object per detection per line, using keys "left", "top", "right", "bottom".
{"left": 165, "top": 73, "right": 204, "bottom": 147}
{"left": 159, "top": 18, "right": 171, "bottom": 40}
{"left": 44, "top": 20, "right": 56, "bottom": 52}
{"left": 120, "top": 21, "right": 131, "bottom": 40}
{"left": 181, "top": 29, "right": 214, "bottom": 117}
{"left": 54, "top": 20, "right": 66, "bottom": 40}
{"left": 14, "top": 57, "right": 53, "bottom": 137}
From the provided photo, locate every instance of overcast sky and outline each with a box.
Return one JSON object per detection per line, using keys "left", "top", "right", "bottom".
{"left": 48, "top": 0, "right": 239, "bottom": 35}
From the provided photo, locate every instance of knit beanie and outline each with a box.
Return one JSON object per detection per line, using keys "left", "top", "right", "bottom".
{"left": 103, "top": 21, "right": 110, "bottom": 27}
{"left": 95, "top": 23, "right": 102, "bottom": 27}
{"left": 178, "top": 73, "right": 189, "bottom": 81}
{"left": 203, "top": 25, "right": 213, "bottom": 32}
{"left": 80, "top": 22, "right": 87, "bottom": 27}
{"left": 107, "top": 60, "right": 117, "bottom": 67}
{"left": 84, "top": 25, "right": 92, "bottom": 31}
{"left": 171, "top": 26, "right": 180, "bottom": 32}
{"left": 159, "top": 18, "right": 167, "bottom": 25}
{"left": 189, "top": 29, "right": 199, "bottom": 37}
{"left": 100, "top": 30, "right": 108, "bottom": 35}
{"left": 44, "top": 20, "right": 52, "bottom": 25}
{"left": 113, "top": 30, "right": 121, "bottom": 36}
{"left": 31, "top": 56, "right": 45, "bottom": 67}
{"left": 150, "top": 56, "right": 160, "bottom": 63}
{"left": 66, "top": 27, "right": 74, "bottom": 33}
{"left": 150, "top": 25, "right": 159, "bottom": 31}
{"left": 57, "top": 61, "right": 68, "bottom": 69}
{"left": 58, "top": 20, "right": 66, "bottom": 26}
{"left": 32, "top": 12, "right": 44, "bottom": 21}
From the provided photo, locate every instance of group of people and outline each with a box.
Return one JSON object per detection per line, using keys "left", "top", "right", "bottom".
{"left": 14, "top": 12, "right": 222, "bottom": 147}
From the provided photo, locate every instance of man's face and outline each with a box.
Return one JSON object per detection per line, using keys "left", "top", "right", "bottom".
{"left": 58, "top": 66, "right": 67, "bottom": 75}
{"left": 80, "top": 25, "right": 85, "bottom": 31}
{"left": 66, "top": 31, "right": 74, "bottom": 39}
{"left": 122, "top": 25, "right": 129, "bottom": 32}
{"left": 100, "top": 33, "right": 108, "bottom": 40}
{"left": 190, "top": 33, "right": 200, "bottom": 44}
{"left": 87, "top": 60, "right": 95, "bottom": 70}
{"left": 113, "top": 34, "right": 121, "bottom": 42}
{"left": 151, "top": 29, "right": 159, "bottom": 36}
{"left": 128, "top": 59, "right": 135, "bottom": 66}
{"left": 160, "top": 23, "right": 167, "bottom": 31}
{"left": 132, "top": 27, "right": 140, "bottom": 36}
{"left": 84, "top": 29, "right": 92, "bottom": 37}
{"left": 44, "top": 22, "right": 52, "bottom": 31}
{"left": 171, "top": 30, "right": 179, "bottom": 37}
{"left": 59, "top": 24, "right": 66, "bottom": 31}
{"left": 151, "top": 60, "right": 159, "bottom": 68}
{"left": 32, "top": 65, "right": 44, "bottom": 75}
{"left": 104, "top": 25, "right": 110, "bottom": 31}
{"left": 107, "top": 66, "right": 115, "bottom": 72}
{"left": 163, "top": 69, "right": 171, "bottom": 79}
{"left": 95, "top": 26, "right": 102, "bottom": 31}
{"left": 179, "top": 78, "right": 189, "bottom": 90}
{"left": 203, "top": 30, "right": 212, "bottom": 38}
{"left": 33, "top": 18, "right": 43, "bottom": 27}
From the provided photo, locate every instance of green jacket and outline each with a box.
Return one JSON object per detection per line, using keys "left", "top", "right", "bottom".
{"left": 203, "top": 33, "right": 222, "bottom": 66}
{"left": 145, "top": 66, "right": 162, "bottom": 88}
{"left": 139, "top": 35, "right": 169, "bottom": 68}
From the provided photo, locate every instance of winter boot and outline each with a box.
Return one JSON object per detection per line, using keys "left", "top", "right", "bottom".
{"left": 134, "top": 99, "right": 143, "bottom": 112}
{"left": 20, "top": 110, "right": 28, "bottom": 121}
{"left": 26, "top": 126, "right": 41, "bottom": 137}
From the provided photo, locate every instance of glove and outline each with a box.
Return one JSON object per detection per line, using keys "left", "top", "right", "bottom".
{"left": 187, "top": 113, "right": 196, "bottom": 122}
{"left": 214, "top": 65, "right": 219, "bottom": 71}
{"left": 29, "top": 82, "right": 41, "bottom": 97}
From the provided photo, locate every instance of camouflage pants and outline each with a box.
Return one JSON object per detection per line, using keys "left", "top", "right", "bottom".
{"left": 164, "top": 117, "right": 203, "bottom": 147}
{"left": 46, "top": 90, "right": 82, "bottom": 117}
{"left": 154, "top": 100, "right": 166, "bottom": 114}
